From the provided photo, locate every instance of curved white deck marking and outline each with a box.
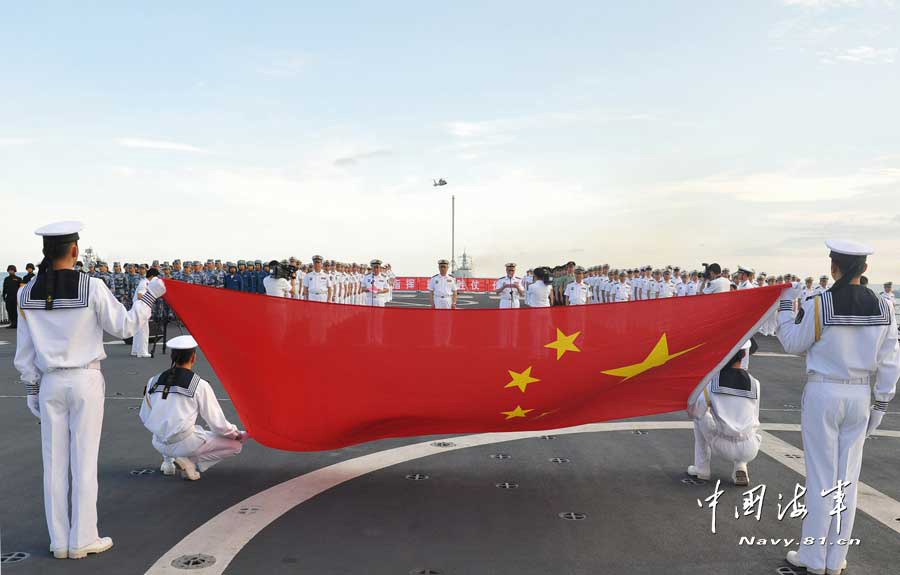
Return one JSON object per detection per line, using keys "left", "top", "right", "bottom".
{"left": 144, "top": 421, "right": 900, "bottom": 574}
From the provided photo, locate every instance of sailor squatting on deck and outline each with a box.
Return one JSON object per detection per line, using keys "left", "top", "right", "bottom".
{"left": 139, "top": 335, "right": 247, "bottom": 481}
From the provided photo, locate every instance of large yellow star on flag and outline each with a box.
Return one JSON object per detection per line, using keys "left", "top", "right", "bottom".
{"left": 544, "top": 328, "right": 581, "bottom": 360}
{"left": 505, "top": 366, "right": 540, "bottom": 393}
{"left": 501, "top": 405, "right": 533, "bottom": 420}
{"left": 601, "top": 333, "right": 703, "bottom": 381}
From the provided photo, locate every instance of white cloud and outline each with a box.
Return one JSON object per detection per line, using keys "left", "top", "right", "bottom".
{"left": 822, "top": 44, "right": 896, "bottom": 62}
{"left": 0, "top": 137, "right": 33, "bottom": 146}
{"left": 116, "top": 138, "right": 208, "bottom": 153}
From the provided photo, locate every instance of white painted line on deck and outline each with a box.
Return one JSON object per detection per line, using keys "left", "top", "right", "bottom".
{"left": 0, "top": 341, "right": 9, "bottom": 346}
{"left": 758, "top": 430, "right": 900, "bottom": 538}
{"left": 144, "top": 421, "right": 900, "bottom": 575}
{"left": 755, "top": 352, "right": 800, "bottom": 358}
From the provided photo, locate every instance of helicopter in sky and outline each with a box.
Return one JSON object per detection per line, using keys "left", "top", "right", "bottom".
{"left": 433, "top": 178, "right": 447, "bottom": 187}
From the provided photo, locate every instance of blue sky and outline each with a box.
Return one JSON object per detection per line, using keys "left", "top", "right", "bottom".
{"left": 2, "top": 0, "right": 898, "bottom": 280}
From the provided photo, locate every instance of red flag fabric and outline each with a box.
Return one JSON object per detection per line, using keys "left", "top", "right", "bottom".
{"left": 163, "top": 282, "right": 782, "bottom": 451}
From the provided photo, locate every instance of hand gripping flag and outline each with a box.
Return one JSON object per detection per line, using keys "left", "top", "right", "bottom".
{"left": 163, "top": 282, "right": 783, "bottom": 451}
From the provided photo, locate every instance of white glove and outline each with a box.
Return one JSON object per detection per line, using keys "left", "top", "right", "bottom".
{"left": 26, "top": 395, "right": 40, "bottom": 419}
{"left": 238, "top": 430, "right": 251, "bottom": 443}
{"left": 866, "top": 409, "right": 884, "bottom": 438}
{"left": 147, "top": 277, "right": 166, "bottom": 298}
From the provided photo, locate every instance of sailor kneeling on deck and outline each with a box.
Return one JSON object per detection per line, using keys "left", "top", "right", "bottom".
{"left": 139, "top": 335, "right": 247, "bottom": 480}
{"left": 686, "top": 339, "right": 761, "bottom": 486}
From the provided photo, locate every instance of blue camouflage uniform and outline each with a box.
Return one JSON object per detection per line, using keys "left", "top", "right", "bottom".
{"left": 242, "top": 260, "right": 256, "bottom": 293}
{"left": 224, "top": 263, "right": 243, "bottom": 291}
{"left": 255, "top": 261, "right": 267, "bottom": 294}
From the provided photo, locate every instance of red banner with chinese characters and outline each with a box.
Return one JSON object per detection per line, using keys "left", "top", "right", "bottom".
{"left": 163, "top": 281, "right": 782, "bottom": 451}
{"left": 393, "top": 276, "right": 501, "bottom": 292}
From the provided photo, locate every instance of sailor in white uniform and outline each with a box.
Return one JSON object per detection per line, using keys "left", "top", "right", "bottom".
{"left": 737, "top": 266, "right": 756, "bottom": 290}
{"left": 140, "top": 335, "right": 246, "bottom": 481}
{"left": 814, "top": 274, "right": 829, "bottom": 296}
{"left": 130, "top": 268, "right": 160, "bottom": 358}
{"left": 687, "top": 340, "right": 761, "bottom": 486}
{"left": 563, "top": 267, "right": 591, "bottom": 305}
{"left": 302, "top": 255, "right": 331, "bottom": 302}
{"left": 15, "top": 221, "right": 164, "bottom": 559}
{"left": 614, "top": 271, "right": 631, "bottom": 302}
{"left": 428, "top": 259, "right": 458, "bottom": 309}
{"left": 778, "top": 240, "right": 899, "bottom": 575}
{"left": 362, "top": 259, "right": 390, "bottom": 307}
{"left": 495, "top": 263, "right": 524, "bottom": 309}
{"left": 881, "top": 281, "right": 895, "bottom": 312}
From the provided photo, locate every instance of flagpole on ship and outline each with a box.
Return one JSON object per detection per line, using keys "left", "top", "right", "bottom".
{"left": 451, "top": 194, "right": 456, "bottom": 276}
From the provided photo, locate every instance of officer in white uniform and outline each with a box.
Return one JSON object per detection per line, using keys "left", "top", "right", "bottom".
{"left": 564, "top": 267, "right": 591, "bottom": 305}
{"left": 495, "top": 263, "right": 524, "bottom": 309}
{"left": 362, "top": 259, "right": 390, "bottom": 307}
{"left": 614, "top": 271, "right": 631, "bottom": 302}
{"left": 881, "top": 281, "right": 895, "bottom": 312}
{"left": 737, "top": 266, "right": 756, "bottom": 290}
{"left": 428, "top": 259, "right": 458, "bottom": 309}
{"left": 130, "top": 268, "right": 160, "bottom": 358}
{"left": 302, "top": 255, "right": 331, "bottom": 302}
{"left": 140, "top": 335, "right": 246, "bottom": 481}
{"left": 15, "top": 221, "right": 164, "bottom": 559}
{"left": 815, "top": 274, "right": 829, "bottom": 296}
{"left": 263, "top": 260, "right": 292, "bottom": 298}
{"left": 778, "top": 240, "right": 900, "bottom": 575}
{"left": 687, "top": 340, "right": 761, "bottom": 486}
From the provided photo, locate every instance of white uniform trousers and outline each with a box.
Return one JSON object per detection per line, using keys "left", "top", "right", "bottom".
{"left": 499, "top": 298, "right": 520, "bottom": 309}
{"left": 152, "top": 426, "right": 243, "bottom": 473}
{"left": 368, "top": 295, "right": 386, "bottom": 308}
{"left": 692, "top": 413, "right": 760, "bottom": 473}
{"left": 795, "top": 381, "right": 869, "bottom": 573}
{"left": 39, "top": 368, "right": 105, "bottom": 551}
{"left": 308, "top": 293, "right": 328, "bottom": 303}
{"left": 434, "top": 295, "right": 453, "bottom": 309}
{"left": 131, "top": 320, "right": 150, "bottom": 357}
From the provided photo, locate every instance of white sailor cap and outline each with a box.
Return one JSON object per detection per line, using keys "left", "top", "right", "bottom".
{"left": 737, "top": 266, "right": 754, "bottom": 275}
{"left": 825, "top": 239, "right": 873, "bottom": 257}
{"left": 35, "top": 221, "right": 83, "bottom": 242}
{"left": 166, "top": 335, "right": 198, "bottom": 350}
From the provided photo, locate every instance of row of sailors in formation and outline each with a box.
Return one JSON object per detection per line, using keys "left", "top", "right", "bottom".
{"left": 79, "top": 257, "right": 398, "bottom": 306}
{"left": 490, "top": 263, "right": 797, "bottom": 307}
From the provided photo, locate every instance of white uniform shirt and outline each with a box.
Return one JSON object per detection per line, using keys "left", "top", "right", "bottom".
{"left": 614, "top": 281, "right": 631, "bottom": 302}
{"left": 564, "top": 281, "right": 590, "bottom": 305}
{"left": 703, "top": 277, "right": 731, "bottom": 294}
{"left": 738, "top": 280, "right": 756, "bottom": 290}
{"left": 648, "top": 279, "right": 660, "bottom": 299}
{"left": 428, "top": 274, "right": 458, "bottom": 299}
{"left": 688, "top": 371, "right": 761, "bottom": 440}
{"left": 263, "top": 275, "right": 292, "bottom": 298}
{"left": 303, "top": 271, "right": 331, "bottom": 298}
{"left": 526, "top": 280, "right": 552, "bottom": 308}
{"left": 361, "top": 273, "right": 390, "bottom": 306}
{"left": 494, "top": 276, "right": 523, "bottom": 305}
{"left": 139, "top": 372, "right": 239, "bottom": 443}
{"left": 15, "top": 273, "right": 154, "bottom": 387}
{"left": 777, "top": 286, "right": 900, "bottom": 403}
{"left": 133, "top": 277, "right": 150, "bottom": 302}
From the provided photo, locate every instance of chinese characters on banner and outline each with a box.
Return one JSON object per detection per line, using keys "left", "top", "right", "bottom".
{"left": 393, "top": 277, "right": 500, "bottom": 293}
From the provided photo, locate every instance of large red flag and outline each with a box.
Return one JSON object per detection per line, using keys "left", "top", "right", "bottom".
{"left": 163, "top": 282, "right": 782, "bottom": 451}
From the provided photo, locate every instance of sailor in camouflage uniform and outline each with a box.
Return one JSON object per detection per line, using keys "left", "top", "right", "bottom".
{"left": 190, "top": 261, "right": 205, "bottom": 285}
{"left": 213, "top": 260, "right": 225, "bottom": 288}
{"left": 242, "top": 261, "right": 257, "bottom": 293}
{"left": 254, "top": 260, "right": 266, "bottom": 294}
{"left": 97, "top": 261, "right": 114, "bottom": 290}
{"left": 111, "top": 262, "right": 130, "bottom": 307}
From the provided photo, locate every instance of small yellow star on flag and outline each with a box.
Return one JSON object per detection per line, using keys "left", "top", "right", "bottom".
{"left": 501, "top": 405, "right": 533, "bottom": 420}
{"left": 601, "top": 333, "right": 703, "bottom": 381}
{"left": 505, "top": 366, "right": 540, "bottom": 393}
{"left": 544, "top": 328, "right": 581, "bottom": 360}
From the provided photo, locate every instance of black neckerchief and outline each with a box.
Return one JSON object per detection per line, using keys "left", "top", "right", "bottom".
{"left": 148, "top": 367, "right": 197, "bottom": 400}
{"left": 19, "top": 269, "right": 89, "bottom": 310}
